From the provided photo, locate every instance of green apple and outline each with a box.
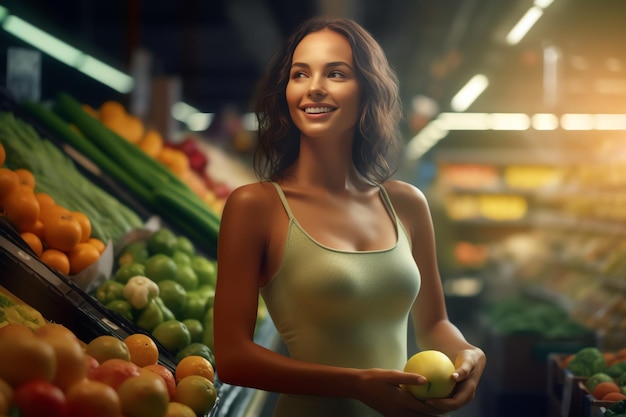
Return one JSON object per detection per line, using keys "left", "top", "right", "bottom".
{"left": 403, "top": 350, "right": 456, "bottom": 400}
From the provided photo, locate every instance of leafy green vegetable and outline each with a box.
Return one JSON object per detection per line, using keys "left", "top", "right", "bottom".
{"left": 567, "top": 347, "right": 606, "bottom": 377}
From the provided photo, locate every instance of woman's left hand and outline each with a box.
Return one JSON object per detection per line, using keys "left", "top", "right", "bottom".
{"left": 423, "top": 347, "right": 486, "bottom": 412}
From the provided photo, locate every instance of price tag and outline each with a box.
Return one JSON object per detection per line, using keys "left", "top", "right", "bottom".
{"left": 6, "top": 47, "right": 41, "bottom": 102}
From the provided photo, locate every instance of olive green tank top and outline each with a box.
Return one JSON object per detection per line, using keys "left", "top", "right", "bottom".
{"left": 260, "top": 182, "right": 421, "bottom": 417}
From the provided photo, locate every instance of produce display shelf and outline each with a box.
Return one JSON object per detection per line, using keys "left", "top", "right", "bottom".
{"left": 0, "top": 217, "right": 178, "bottom": 372}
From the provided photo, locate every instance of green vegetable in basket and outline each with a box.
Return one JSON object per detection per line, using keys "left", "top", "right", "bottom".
{"left": 105, "top": 299, "right": 134, "bottom": 322}
{"left": 585, "top": 372, "right": 613, "bottom": 393}
{"left": 135, "top": 299, "right": 164, "bottom": 332}
{"left": 95, "top": 280, "right": 126, "bottom": 305}
{"left": 604, "top": 399, "right": 626, "bottom": 417}
{"left": 568, "top": 347, "right": 606, "bottom": 377}
{"left": 607, "top": 361, "right": 626, "bottom": 378}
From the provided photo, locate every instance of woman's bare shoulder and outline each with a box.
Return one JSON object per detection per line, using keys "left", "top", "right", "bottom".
{"left": 381, "top": 179, "right": 427, "bottom": 205}
{"left": 223, "top": 182, "right": 278, "bottom": 213}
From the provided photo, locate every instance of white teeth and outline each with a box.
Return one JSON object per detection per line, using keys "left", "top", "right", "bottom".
{"left": 304, "top": 107, "right": 333, "bottom": 114}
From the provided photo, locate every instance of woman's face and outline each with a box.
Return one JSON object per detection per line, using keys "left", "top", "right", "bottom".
{"left": 286, "top": 29, "right": 360, "bottom": 140}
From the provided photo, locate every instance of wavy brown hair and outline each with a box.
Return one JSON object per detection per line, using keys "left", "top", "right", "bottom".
{"left": 253, "top": 16, "right": 402, "bottom": 183}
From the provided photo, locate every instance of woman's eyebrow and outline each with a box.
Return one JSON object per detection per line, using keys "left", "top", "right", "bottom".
{"left": 290, "top": 61, "right": 353, "bottom": 70}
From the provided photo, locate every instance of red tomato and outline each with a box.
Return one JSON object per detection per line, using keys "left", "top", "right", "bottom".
{"left": 12, "top": 380, "right": 67, "bottom": 417}
{"left": 91, "top": 358, "right": 141, "bottom": 391}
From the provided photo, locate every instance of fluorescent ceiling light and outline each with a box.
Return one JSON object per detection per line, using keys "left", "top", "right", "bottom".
{"left": 561, "top": 114, "right": 594, "bottom": 130}
{"left": 490, "top": 113, "right": 531, "bottom": 130}
{"left": 1, "top": 10, "right": 134, "bottom": 93}
{"left": 506, "top": 6, "right": 543, "bottom": 45}
{"left": 594, "top": 114, "right": 626, "bottom": 130}
{"left": 186, "top": 112, "right": 214, "bottom": 132}
{"left": 534, "top": 0, "right": 554, "bottom": 9}
{"left": 171, "top": 102, "right": 200, "bottom": 121}
{"left": 450, "top": 75, "right": 489, "bottom": 112}
{"left": 77, "top": 55, "right": 134, "bottom": 94}
{"left": 3, "top": 15, "right": 81, "bottom": 66}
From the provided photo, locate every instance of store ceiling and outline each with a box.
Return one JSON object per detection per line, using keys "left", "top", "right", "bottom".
{"left": 2, "top": 0, "right": 626, "bottom": 121}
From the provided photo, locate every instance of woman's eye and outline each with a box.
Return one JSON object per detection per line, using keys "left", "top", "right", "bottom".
{"left": 291, "top": 71, "right": 307, "bottom": 79}
{"left": 328, "top": 71, "right": 345, "bottom": 78}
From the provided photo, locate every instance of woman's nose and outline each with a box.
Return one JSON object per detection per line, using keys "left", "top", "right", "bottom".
{"left": 307, "top": 77, "right": 326, "bottom": 98}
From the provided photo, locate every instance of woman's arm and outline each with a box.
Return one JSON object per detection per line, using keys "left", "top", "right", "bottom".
{"left": 384, "top": 180, "right": 487, "bottom": 410}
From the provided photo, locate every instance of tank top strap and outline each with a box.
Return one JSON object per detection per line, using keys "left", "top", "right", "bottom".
{"left": 378, "top": 184, "right": 400, "bottom": 222}
{"left": 270, "top": 181, "right": 295, "bottom": 220}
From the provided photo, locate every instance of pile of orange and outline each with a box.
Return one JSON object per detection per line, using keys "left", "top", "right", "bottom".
{"left": 0, "top": 143, "right": 105, "bottom": 276}
{"left": 0, "top": 324, "right": 217, "bottom": 417}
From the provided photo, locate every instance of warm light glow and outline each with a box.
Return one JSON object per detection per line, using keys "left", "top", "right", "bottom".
{"left": 506, "top": 6, "right": 543, "bottom": 45}
{"left": 438, "top": 112, "right": 490, "bottom": 130}
{"left": 406, "top": 120, "right": 449, "bottom": 160}
{"left": 534, "top": 0, "right": 554, "bottom": 9}
{"left": 242, "top": 112, "right": 258, "bottom": 131}
{"left": 450, "top": 75, "right": 489, "bottom": 112}
{"left": 561, "top": 114, "right": 594, "bottom": 130}
{"left": 594, "top": 114, "right": 626, "bottom": 130}
{"left": 531, "top": 113, "right": 559, "bottom": 130}
{"left": 490, "top": 113, "right": 530, "bottom": 130}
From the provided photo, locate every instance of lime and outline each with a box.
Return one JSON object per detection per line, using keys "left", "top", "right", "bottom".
{"left": 148, "top": 229, "right": 178, "bottom": 256}
{"left": 175, "top": 343, "right": 215, "bottom": 369}
{"left": 114, "top": 262, "right": 146, "bottom": 284}
{"left": 172, "top": 251, "right": 191, "bottom": 266}
{"left": 136, "top": 299, "right": 164, "bottom": 332}
{"left": 182, "top": 319, "right": 203, "bottom": 344}
{"left": 117, "top": 241, "right": 149, "bottom": 266}
{"left": 202, "top": 307, "right": 214, "bottom": 350}
{"left": 157, "top": 280, "right": 187, "bottom": 317}
{"left": 176, "top": 265, "right": 199, "bottom": 291}
{"left": 175, "top": 236, "right": 195, "bottom": 257}
{"left": 191, "top": 256, "right": 217, "bottom": 287}
{"left": 151, "top": 320, "right": 191, "bottom": 354}
{"left": 95, "top": 280, "right": 125, "bottom": 304}
{"left": 154, "top": 296, "right": 176, "bottom": 321}
{"left": 105, "top": 299, "right": 135, "bottom": 321}
{"left": 144, "top": 254, "right": 178, "bottom": 283}
{"left": 180, "top": 293, "right": 207, "bottom": 321}
{"left": 85, "top": 335, "right": 130, "bottom": 364}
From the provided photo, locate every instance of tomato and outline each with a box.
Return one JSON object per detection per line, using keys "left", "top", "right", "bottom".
{"left": 12, "top": 380, "right": 67, "bottom": 417}
{"left": 91, "top": 358, "right": 141, "bottom": 391}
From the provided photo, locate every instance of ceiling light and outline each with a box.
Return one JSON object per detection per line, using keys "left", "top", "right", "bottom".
{"left": 506, "top": 6, "right": 543, "bottom": 45}
{"left": 450, "top": 75, "right": 489, "bottom": 112}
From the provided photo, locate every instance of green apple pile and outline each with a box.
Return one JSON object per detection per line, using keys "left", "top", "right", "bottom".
{"left": 93, "top": 228, "right": 217, "bottom": 360}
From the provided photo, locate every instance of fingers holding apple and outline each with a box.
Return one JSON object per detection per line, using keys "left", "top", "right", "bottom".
{"left": 402, "top": 350, "right": 457, "bottom": 400}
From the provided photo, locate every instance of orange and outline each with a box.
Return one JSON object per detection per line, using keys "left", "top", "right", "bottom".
{"left": 43, "top": 211, "right": 82, "bottom": 252}
{"left": 91, "top": 358, "right": 141, "bottom": 391}
{"left": 174, "top": 375, "right": 217, "bottom": 415}
{"left": 13, "top": 168, "right": 35, "bottom": 189}
{"left": 38, "top": 332, "right": 87, "bottom": 391}
{"left": 71, "top": 211, "right": 92, "bottom": 242}
{"left": 593, "top": 381, "right": 621, "bottom": 399}
{"left": 602, "top": 392, "right": 626, "bottom": 402}
{"left": 157, "top": 147, "right": 190, "bottom": 177}
{"left": 142, "top": 364, "right": 176, "bottom": 401}
{"left": 85, "top": 335, "right": 131, "bottom": 364}
{"left": 68, "top": 242, "right": 101, "bottom": 275}
{"left": 0, "top": 143, "right": 5, "bottom": 166}
{"left": 0, "top": 379, "right": 12, "bottom": 415}
{"left": 124, "top": 334, "right": 159, "bottom": 368}
{"left": 118, "top": 372, "right": 169, "bottom": 417}
{"left": 65, "top": 379, "right": 122, "bottom": 417}
{"left": 138, "top": 129, "right": 164, "bottom": 158}
{"left": 99, "top": 100, "right": 126, "bottom": 123}
{"left": 165, "top": 402, "right": 196, "bottom": 417}
{"left": 0, "top": 323, "right": 34, "bottom": 339}
{"left": 3, "top": 185, "right": 40, "bottom": 231}
{"left": 174, "top": 355, "right": 214, "bottom": 384}
{"left": 0, "top": 331, "right": 56, "bottom": 387}
{"left": 88, "top": 237, "right": 107, "bottom": 254}
{"left": 35, "top": 192, "right": 56, "bottom": 208}
{"left": 40, "top": 248, "right": 71, "bottom": 275}
{"left": 21, "top": 219, "right": 45, "bottom": 239}
{"left": 124, "top": 115, "right": 145, "bottom": 143}
{"left": 0, "top": 168, "right": 19, "bottom": 207}
{"left": 82, "top": 104, "right": 99, "bottom": 118}
{"left": 19, "top": 232, "right": 43, "bottom": 256}
{"left": 38, "top": 203, "right": 70, "bottom": 225}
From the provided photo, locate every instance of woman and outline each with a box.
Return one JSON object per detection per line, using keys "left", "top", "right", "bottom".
{"left": 213, "top": 16, "right": 485, "bottom": 417}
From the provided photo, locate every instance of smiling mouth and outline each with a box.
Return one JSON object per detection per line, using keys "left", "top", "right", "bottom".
{"left": 303, "top": 107, "right": 335, "bottom": 114}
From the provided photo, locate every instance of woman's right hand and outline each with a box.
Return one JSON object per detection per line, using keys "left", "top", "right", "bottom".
{"left": 354, "top": 368, "right": 449, "bottom": 416}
